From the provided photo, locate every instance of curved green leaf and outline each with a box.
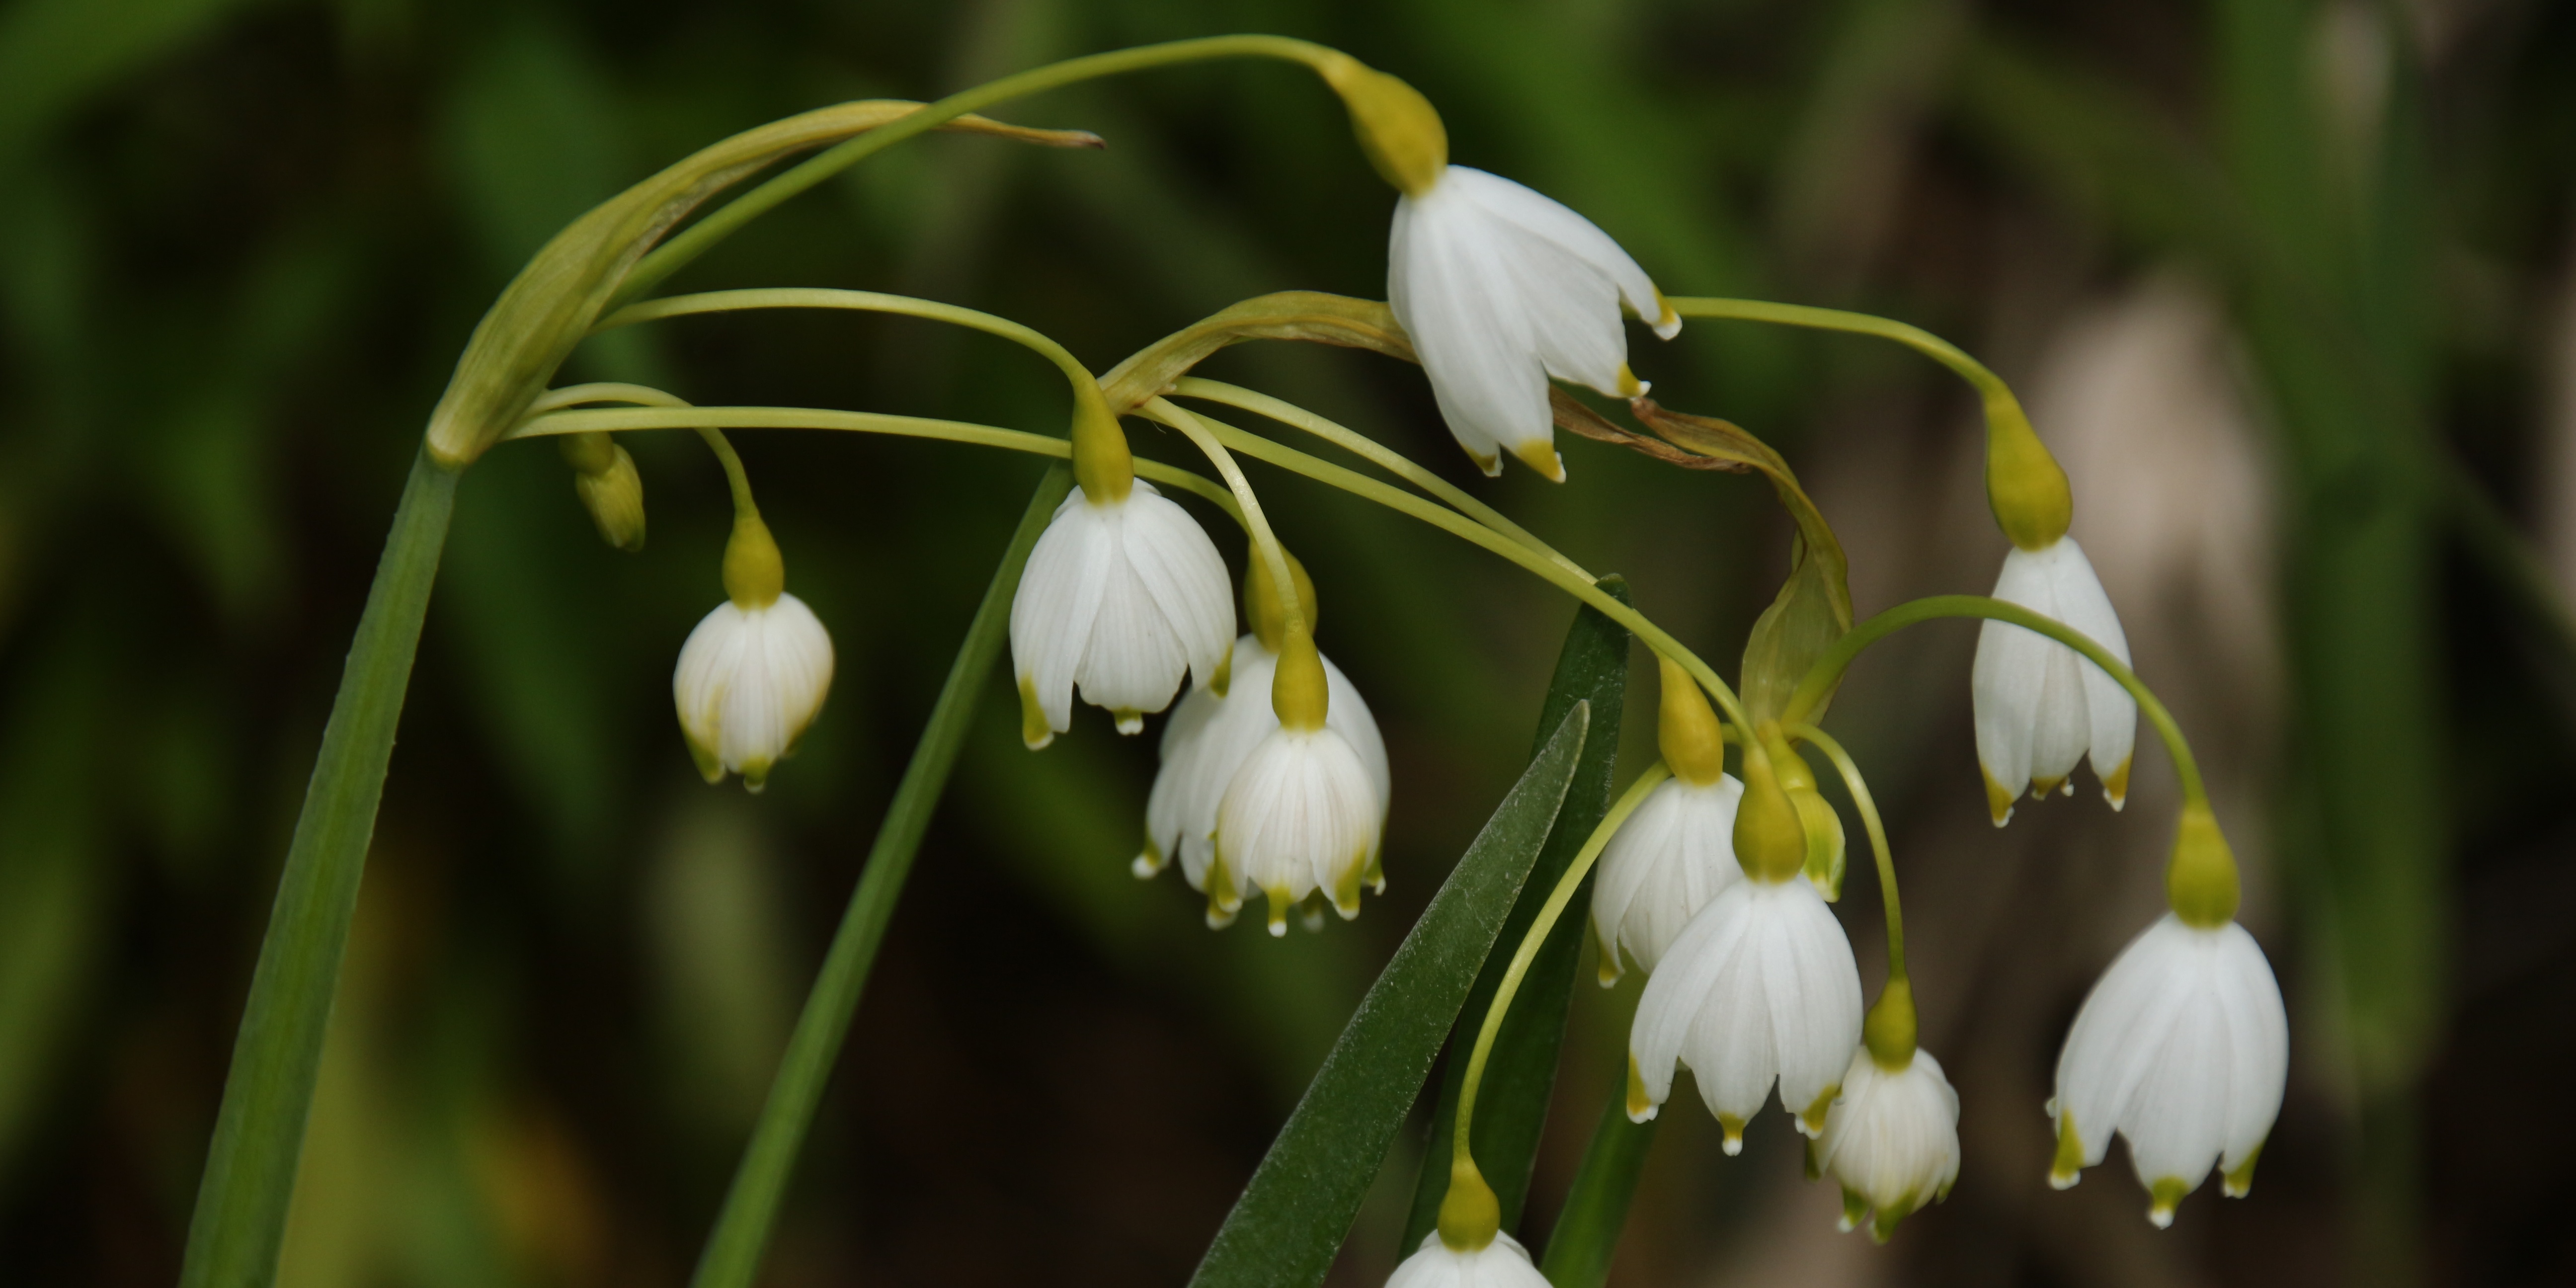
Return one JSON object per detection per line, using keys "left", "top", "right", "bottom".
{"left": 1187, "top": 702, "right": 1591, "bottom": 1288}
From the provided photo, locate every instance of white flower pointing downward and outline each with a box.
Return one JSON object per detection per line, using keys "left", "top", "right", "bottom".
{"left": 1142, "top": 634, "right": 1388, "bottom": 913}
{"left": 673, "top": 515, "right": 834, "bottom": 793}
{"left": 1010, "top": 480, "right": 1234, "bottom": 747}
{"left": 1973, "top": 535, "right": 2136, "bottom": 824}
{"left": 1209, "top": 620, "right": 1383, "bottom": 936}
{"left": 1814, "top": 1046, "right": 1961, "bottom": 1242}
{"left": 2048, "top": 912, "right": 2288, "bottom": 1227}
{"left": 1389, "top": 165, "right": 1679, "bottom": 480}
{"left": 1628, "top": 875, "right": 1865, "bottom": 1150}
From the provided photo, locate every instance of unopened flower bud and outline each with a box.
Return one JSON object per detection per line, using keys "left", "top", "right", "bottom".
{"left": 560, "top": 432, "right": 645, "bottom": 552}
{"left": 1655, "top": 656, "right": 1727, "bottom": 787}
{"left": 1769, "top": 739, "right": 1847, "bottom": 900}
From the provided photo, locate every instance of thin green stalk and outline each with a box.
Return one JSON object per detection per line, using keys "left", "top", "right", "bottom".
{"left": 1786, "top": 724, "right": 1902, "bottom": 979}
{"left": 1165, "top": 403, "right": 1755, "bottom": 737}
{"left": 612, "top": 35, "right": 1337, "bottom": 307}
{"left": 503, "top": 403, "right": 1241, "bottom": 521}
{"left": 1453, "top": 766, "right": 1669, "bottom": 1165}
{"left": 179, "top": 450, "right": 461, "bottom": 1288}
{"left": 594, "top": 288, "right": 1101, "bottom": 404}
{"left": 1665, "top": 296, "right": 2023, "bottom": 421}
{"left": 1137, "top": 400, "right": 1304, "bottom": 640}
{"left": 690, "top": 466, "right": 1074, "bottom": 1288}
{"left": 1170, "top": 378, "right": 1595, "bottom": 584}
{"left": 1783, "top": 594, "right": 2206, "bottom": 805}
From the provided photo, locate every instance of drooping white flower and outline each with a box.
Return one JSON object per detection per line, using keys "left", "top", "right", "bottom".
{"left": 1140, "top": 634, "right": 1388, "bottom": 901}
{"left": 1591, "top": 774, "right": 1744, "bottom": 983}
{"left": 673, "top": 593, "right": 834, "bottom": 793}
{"left": 1628, "top": 876, "right": 1865, "bottom": 1150}
{"left": 1813, "top": 1046, "right": 1961, "bottom": 1242}
{"left": 1388, "top": 165, "right": 1680, "bottom": 480}
{"left": 1973, "top": 535, "right": 2136, "bottom": 825}
{"left": 1213, "top": 722, "right": 1384, "bottom": 936}
{"left": 1010, "top": 481, "right": 1233, "bottom": 747}
{"left": 1384, "top": 1231, "right": 1550, "bottom": 1288}
{"left": 2047, "top": 913, "right": 2288, "bottom": 1228}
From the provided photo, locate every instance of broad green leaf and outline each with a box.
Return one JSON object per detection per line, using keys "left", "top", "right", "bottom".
{"left": 1402, "top": 579, "right": 1632, "bottom": 1248}
{"left": 1187, "top": 703, "right": 1589, "bottom": 1288}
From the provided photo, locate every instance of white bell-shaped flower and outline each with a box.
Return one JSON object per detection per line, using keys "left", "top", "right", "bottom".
{"left": 673, "top": 596, "right": 834, "bottom": 792}
{"left": 1141, "top": 633, "right": 1388, "bottom": 904}
{"left": 1384, "top": 1231, "right": 1550, "bottom": 1288}
{"left": 1973, "top": 535, "right": 2136, "bottom": 824}
{"left": 1209, "top": 621, "right": 1384, "bottom": 936}
{"left": 2047, "top": 912, "right": 2288, "bottom": 1228}
{"left": 1813, "top": 1046, "right": 1961, "bottom": 1242}
{"left": 1010, "top": 480, "right": 1233, "bottom": 748}
{"left": 673, "top": 517, "right": 834, "bottom": 794}
{"left": 1388, "top": 165, "right": 1679, "bottom": 481}
{"left": 1591, "top": 774, "right": 1744, "bottom": 982}
{"left": 1628, "top": 876, "right": 1865, "bottom": 1150}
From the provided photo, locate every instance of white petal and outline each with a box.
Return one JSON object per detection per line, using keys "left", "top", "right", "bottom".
{"left": 1764, "top": 880, "right": 1867, "bottom": 1127}
{"left": 2052, "top": 915, "right": 2198, "bottom": 1172}
{"left": 1117, "top": 483, "right": 1237, "bottom": 690}
{"left": 1392, "top": 184, "right": 1549, "bottom": 469}
{"left": 2039, "top": 537, "right": 2139, "bottom": 795}
{"left": 2211, "top": 923, "right": 2288, "bottom": 1177}
{"left": 1444, "top": 166, "right": 1673, "bottom": 340}
{"left": 672, "top": 595, "right": 835, "bottom": 784}
{"left": 1011, "top": 493, "right": 1115, "bottom": 735}
{"left": 1592, "top": 776, "right": 1743, "bottom": 975}
{"left": 1817, "top": 1047, "right": 1962, "bottom": 1220}
{"left": 1386, "top": 1232, "right": 1547, "bottom": 1288}
{"left": 1629, "top": 883, "right": 1752, "bottom": 1113}
{"left": 1214, "top": 726, "right": 1382, "bottom": 927}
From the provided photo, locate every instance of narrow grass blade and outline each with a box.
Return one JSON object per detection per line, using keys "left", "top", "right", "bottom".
{"left": 1402, "top": 579, "right": 1632, "bottom": 1247}
{"left": 179, "top": 449, "right": 461, "bottom": 1288}
{"left": 688, "top": 464, "right": 1073, "bottom": 1288}
{"left": 1537, "top": 1084, "right": 1657, "bottom": 1288}
{"left": 1188, "top": 702, "right": 1591, "bottom": 1288}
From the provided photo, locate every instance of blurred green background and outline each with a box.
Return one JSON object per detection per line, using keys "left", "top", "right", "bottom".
{"left": 2, "top": 0, "right": 2573, "bottom": 1284}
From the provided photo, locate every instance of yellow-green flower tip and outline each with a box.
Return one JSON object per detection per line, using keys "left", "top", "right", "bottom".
{"left": 1019, "top": 675, "right": 1054, "bottom": 750}
{"left": 1247, "top": 550, "right": 1319, "bottom": 652}
{"left": 2147, "top": 1177, "right": 2191, "bottom": 1228}
{"left": 1131, "top": 839, "right": 1165, "bottom": 880}
{"left": 1435, "top": 1156, "right": 1500, "bottom": 1252}
{"left": 722, "top": 513, "right": 785, "bottom": 608}
{"left": 2101, "top": 755, "right": 2132, "bottom": 810}
{"left": 1316, "top": 54, "right": 1448, "bottom": 198}
{"left": 688, "top": 733, "right": 725, "bottom": 786}
{"left": 1982, "top": 764, "right": 2017, "bottom": 827}
{"left": 1112, "top": 708, "right": 1144, "bottom": 735}
{"left": 1513, "top": 438, "right": 1566, "bottom": 482}
{"left": 1797, "top": 1084, "right": 1840, "bottom": 1138}
{"left": 1718, "top": 1114, "right": 1748, "bottom": 1156}
{"left": 1838, "top": 1187, "right": 1869, "bottom": 1233}
{"left": 1265, "top": 886, "right": 1294, "bottom": 937}
{"left": 2222, "top": 1139, "right": 2264, "bottom": 1198}
{"left": 2165, "top": 800, "right": 2242, "bottom": 928}
{"left": 1656, "top": 656, "right": 1728, "bottom": 787}
{"left": 1625, "top": 1054, "right": 1658, "bottom": 1124}
{"left": 2048, "top": 1113, "right": 2085, "bottom": 1190}
{"left": 738, "top": 758, "right": 772, "bottom": 795}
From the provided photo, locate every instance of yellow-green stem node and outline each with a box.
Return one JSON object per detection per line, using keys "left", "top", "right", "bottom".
{"left": 1435, "top": 1155, "right": 1500, "bottom": 1251}
{"left": 1984, "top": 394, "right": 2072, "bottom": 551}
{"left": 1732, "top": 732, "right": 1810, "bottom": 885}
{"left": 1863, "top": 976, "right": 1919, "bottom": 1069}
{"left": 1657, "top": 655, "right": 1728, "bottom": 786}
{"left": 723, "top": 512, "right": 785, "bottom": 608}
{"left": 1315, "top": 54, "right": 1448, "bottom": 197}
{"left": 1247, "top": 549, "right": 1319, "bottom": 651}
{"left": 1271, "top": 624, "right": 1329, "bottom": 730}
{"left": 1070, "top": 397, "right": 1134, "bottom": 503}
{"left": 2164, "top": 800, "right": 2241, "bottom": 928}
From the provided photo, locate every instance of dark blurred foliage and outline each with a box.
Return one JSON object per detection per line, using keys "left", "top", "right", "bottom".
{"left": 2, "top": 0, "right": 2574, "bottom": 1285}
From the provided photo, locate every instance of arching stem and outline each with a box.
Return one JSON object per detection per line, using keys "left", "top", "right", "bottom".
{"left": 1786, "top": 724, "right": 1903, "bottom": 981}
{"left": 1783, "top": 594, "right": 2207, "bottom": 807}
